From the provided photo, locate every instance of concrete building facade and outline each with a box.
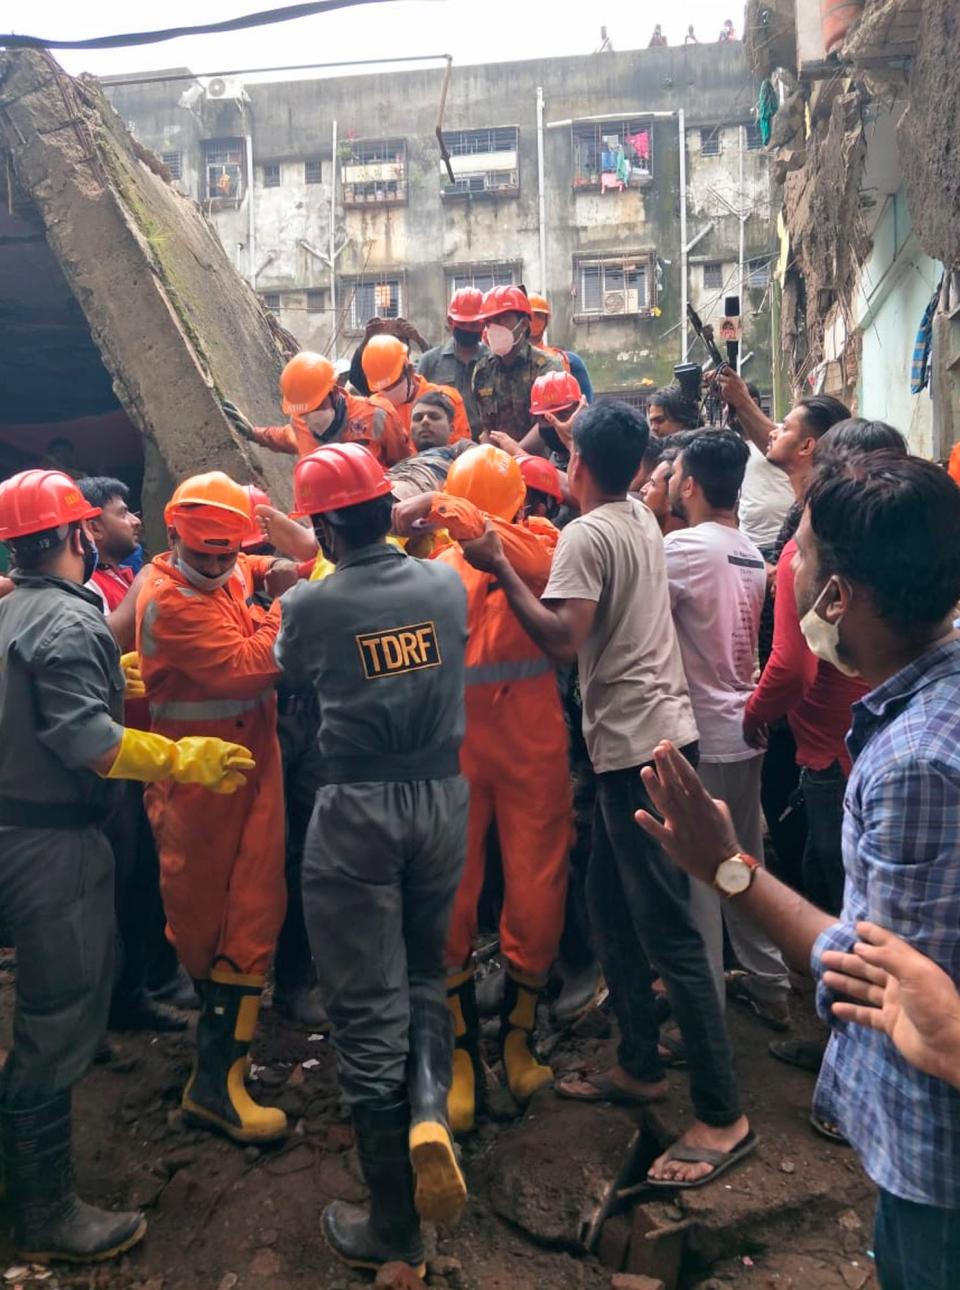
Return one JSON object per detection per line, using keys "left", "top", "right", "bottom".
{"left": 105, "top": 43, "right": 775, "bottom": 403}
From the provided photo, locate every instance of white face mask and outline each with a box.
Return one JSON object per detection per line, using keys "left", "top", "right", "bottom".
{"left": 308, "top": 406, "right": 336, "bottom": 439}
{"left": 799, "top": 579, "right": 860, "bottom": 677}
{"left": 485, "top": 322, "right": 519, "bottom": 357}
{"left": 176, "top": 555, "right": 236, "bottom": 593}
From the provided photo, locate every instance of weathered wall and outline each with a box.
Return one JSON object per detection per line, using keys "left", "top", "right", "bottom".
{"left": 106, "top": 43, "right": 774, "bottom": 397}
{"left": 0, "top": 51, "right": 297, "bottom": 544}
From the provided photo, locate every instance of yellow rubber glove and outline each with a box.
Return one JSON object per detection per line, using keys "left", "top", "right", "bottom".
{"left": 120, "top": 652, "right": 146, "bottom": 700}
{"left": 103, "top": 729, "right": 255, "bottom": 794}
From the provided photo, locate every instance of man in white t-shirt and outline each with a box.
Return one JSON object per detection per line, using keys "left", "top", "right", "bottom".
{"left": 457, "top": 402, "right": 753, "bottom": 1190}
{"left": 665, "top": 432, "right": 791, "bottom": 1027}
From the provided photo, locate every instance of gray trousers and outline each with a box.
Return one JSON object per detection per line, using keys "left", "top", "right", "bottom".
{"left": 0, "top": 826, "right": 115, "bottom": 1105}
{"left": 302, "top": 777, "right": 469, "bottom": 1107}
{"left": 690, "top": 757, "right": 790, "bottom": 1006}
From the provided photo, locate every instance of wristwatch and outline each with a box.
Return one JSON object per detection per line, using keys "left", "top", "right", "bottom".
{"left": 713, "top": 852, "right": 761, "bottom": 899}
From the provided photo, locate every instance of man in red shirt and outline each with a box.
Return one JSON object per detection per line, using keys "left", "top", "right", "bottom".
{"left": 80, "top": 477, "right": 185, "bottom": 1032}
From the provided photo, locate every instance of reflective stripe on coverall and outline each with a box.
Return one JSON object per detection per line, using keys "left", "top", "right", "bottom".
{"left": 136, "top": 553, "right": 285, "bottom": 980}
{"left": 371, "top": 374, "right": 472, "bottom": 446}
{"left": 252, "top": 392, "right": 413, "bottom": 466}
{"left": 429, "top": 497, "right": 572, "bottom": 979}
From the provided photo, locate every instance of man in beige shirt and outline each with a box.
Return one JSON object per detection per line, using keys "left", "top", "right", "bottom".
{"left": 459, "top": 400, "right": 753, "bottom": 1190}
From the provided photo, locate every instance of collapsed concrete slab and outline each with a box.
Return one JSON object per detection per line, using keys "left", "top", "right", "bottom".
{"left": 0, "top": 49, "right": 297, "bottom": 546}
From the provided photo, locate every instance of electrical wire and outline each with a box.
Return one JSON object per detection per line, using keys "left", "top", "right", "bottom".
{"left": 0, "top": 1, "right": 399, "bottom": 51}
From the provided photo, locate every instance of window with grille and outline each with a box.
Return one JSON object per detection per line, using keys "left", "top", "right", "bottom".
{"left": 700, "top": 127, "right": 721, "bottom": 156}
{"left": 203, "top": 139, "right": 244, "bottom": 202}
{"left": 341, "top": 138, "right": 407, "bottom": 206}
{"left": 448, "top": 265, "right": 518, "bottom": 296}
{"left": 440, "top": 127, "right": 519, "bottom": 197}
{"left": 576, "top": 257, "right": 651, "bottom": 317}
{"left": 263, "top": 162, "right": 281, "bottom": 188}
{"left": 304, "top": 158, "right": 323, "bottom": 184}
{"left": 572, "top": 118, "right": 653, "bottom": 189}
{"left": 161, "top": 150, "right": 182, "bottom": 180}
{"left": 744, "top": 122, "right": 763, "bottom": 151}
{"left": 702, "top": 262, "right": 723, "bottom": 290}
{"left": 345, "top": 278, "right": 401, "bottom": 331}
{"left": 261, "top": 293, "right": 281, "bottom": 314}
{"left": 306, "top": 289, "right": 325, "bottom": 313}
{"left": 747, "top": 258, "right": 770, "bottom": 289}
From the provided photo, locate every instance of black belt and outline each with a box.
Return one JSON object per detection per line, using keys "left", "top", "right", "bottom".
{"left": 0, "top": 799, "right": 109, "bottom": 830}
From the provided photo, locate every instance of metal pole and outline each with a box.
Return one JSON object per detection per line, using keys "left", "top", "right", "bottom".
{"left": 738, "top": 124, "right": 745, "bottom": 373}
{"left": 330, "top": 118, "right": 338, "bottom": 355}
{"left": 244, "top": 133, "right": 256, "bottom": 284}
{"left": 536, "top": 86, "right": 547, "bottom": 291}
{"left": 678, "top": 109, "right": 688, "bottom": 361}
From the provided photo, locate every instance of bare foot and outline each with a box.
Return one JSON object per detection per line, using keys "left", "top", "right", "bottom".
{"left": 557, "top": 1063, "right": 668, "bottom": 1104}
{"left": 603, "top": 1065, "right": 669, "bottom": 1100}
{"left": 647, "top": 1115, "right": 751, "bottom": 1185}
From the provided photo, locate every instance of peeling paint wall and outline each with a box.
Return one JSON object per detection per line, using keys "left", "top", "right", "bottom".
{"left": 106, "top": 44, "right": 775, "bottom": 400}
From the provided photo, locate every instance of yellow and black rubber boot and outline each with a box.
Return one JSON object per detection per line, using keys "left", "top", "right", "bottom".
{"left": 181, "top": 968, "right": 288, "bottom": 1143}
{"left": 0, "top": 1092, "right": 146, "bottom": 1263}
{"left": 407, "top": 994, "right": 467, "bottom": 1224}
{"left": 500, "top": 969, "right": 554, "bottom": 1104}
{"left": 445, "top": 968, "right": 483, "bottom": 1135}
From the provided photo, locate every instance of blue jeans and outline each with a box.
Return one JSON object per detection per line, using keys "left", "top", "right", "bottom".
{"left": 875, "top": 1189, "right": 960, "bottom": 1289}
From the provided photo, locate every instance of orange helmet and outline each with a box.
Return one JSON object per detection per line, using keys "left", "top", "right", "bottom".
{"left": 518, "top": 454, "right": 563, "bottom": 502}
{"left": 444, "top": 444, "right": 526, "bottom": 521}
{"left": 164, "top": 471, "right": 252, "bottom": 550}
{"left": 527, "top": 293, "right": 551, "bottom": 316}
{"left": 530, "top": 369, "right": 583, "bottom": 416}
{"left": 949, "top": 443, "right": 960, "bottom": 487}
{"left": 479, "top": 284, "right": 532, "bottom": 321}
{"left": 294, "top": 443, "right": 393, "bottom": 517}
{"left": 0, "top": 469, "right": 100, "bottom": 542}
{"left": 448, "top": 287, "right": 485, "bottom": 332}
{"left": 280, "top": 352, "right": 337, "bottom": 416}
{"left": 241, "top": 484, "right": 272, "bottom": 550}
{"left": 361, "top": 334, "right": 409, "bottom": 392}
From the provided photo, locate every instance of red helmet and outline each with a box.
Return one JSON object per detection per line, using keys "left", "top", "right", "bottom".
{"left": 294, "top": 443, "right": 393, "bottom": 517}
{"left": 241, "top": 484, "right": 272, "bottom": 550}
{"left": 448, "top": 287, "right": 484, "bottom": 331}
{"left": 530, "top": 370, "right": 583, "bottom": 416}
{"left": 518, "top": 454, "right": 563, "bottom": 502}
{"left": 479, "top": 284, "right": 532, "bottom": 321}
{"left": 0, "top": 469, "right": 100, "bottom": 542}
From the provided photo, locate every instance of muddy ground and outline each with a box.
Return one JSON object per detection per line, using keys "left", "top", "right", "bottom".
{"left": 0, "top": 951, "right": 879, "bottom": 1290}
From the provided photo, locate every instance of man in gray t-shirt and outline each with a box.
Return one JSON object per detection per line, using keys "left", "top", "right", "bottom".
{"left": 459, "top": 401, "right": 754, "bottom": 1191}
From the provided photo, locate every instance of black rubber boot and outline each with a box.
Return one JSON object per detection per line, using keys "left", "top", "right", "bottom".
{"left": 181, "top": 969, "right": 287, "bottom": 1144}
{"left": 322, "top": 1097, "right": 425, "bottom": 1275}
{"left": 407, "top": 996, "right": 467, "bottom": 1223}
{"left": 0, "top": 1092, "right": 146, "bottom": 1263}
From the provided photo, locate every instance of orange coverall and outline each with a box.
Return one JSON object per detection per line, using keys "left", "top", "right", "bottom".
{"left": 251, "top": 392, "right": 413, "bottom": 466}
{"left": 430, "top": 496, "right": 571, "bottom": 979}
{"left": 372, "top": 374, "right": 472, "bottom": 446}
{"left": 136, "top": 552, "right": 285, "bottom": 980}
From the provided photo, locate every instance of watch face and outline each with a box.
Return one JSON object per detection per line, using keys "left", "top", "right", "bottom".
{"left": 717, "top": 856, "right": 752, "bottom": 895}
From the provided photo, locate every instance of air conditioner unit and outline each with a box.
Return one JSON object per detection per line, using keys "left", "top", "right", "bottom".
{"left": 205, "top": 77, "right": 244, "bottom": 101}
{"left": 603, "top": 290, "right": 626, "bottom": 314}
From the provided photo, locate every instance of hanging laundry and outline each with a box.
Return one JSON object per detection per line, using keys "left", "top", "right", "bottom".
{"left": 627, "top": 130, "right": 650, "bottom": 161}
{"left": 910, "top": 278, "right": 942, "bottom": 394}
{"left": 616, "top": 147, "right": 631, "bottom": 184}
{"left": 757, "top": 79, "right": 778, "bottom": 146}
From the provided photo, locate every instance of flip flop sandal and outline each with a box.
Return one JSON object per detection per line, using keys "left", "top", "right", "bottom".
{"left": 809, "top": 1112, "right": 850, "bottom": 1145}
{"left": 769, "top": 1038, "right": 825, "bottom": 1073}
{"left": 658, "top": 1030, "right": 688, "bottom": 1068}
{"left": 555, "top": 1070, "right": 669, "bottom": 1106}
{"left": 645, "top": 1129, "right": 759, "bottom": 1190}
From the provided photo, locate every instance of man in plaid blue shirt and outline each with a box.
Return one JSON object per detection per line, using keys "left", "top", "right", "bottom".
{"left": 635, "top": 449, "right": 960, "bottom": 1289}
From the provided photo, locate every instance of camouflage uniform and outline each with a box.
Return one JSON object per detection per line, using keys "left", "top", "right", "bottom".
{"left": 472, "top": 343, "right": 563, "bottom": 441}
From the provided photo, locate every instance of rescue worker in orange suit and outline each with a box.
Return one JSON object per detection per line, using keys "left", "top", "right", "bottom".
{"left": 527, "top": 293, "right": 594, "bottom": 403}
{"left": 393, "top": 445, "right": 572, "bottom": 1133}
{"left": 0, "top": 470, "right": 252, "bottom": 1264}
{"left": 136, "top": 472, "right": 291, "bottom": 1144}
{"left": 277, "top": 444, "right": 469, "bottom": 1276}
{"left": 364, "top": 334, "right": 472, "bottom": 445}
{"left": 223, "top": 351, "right": 413, "bottom": 468}
{"left": 417, "top": 287, "right": 489, "bottom": 437}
